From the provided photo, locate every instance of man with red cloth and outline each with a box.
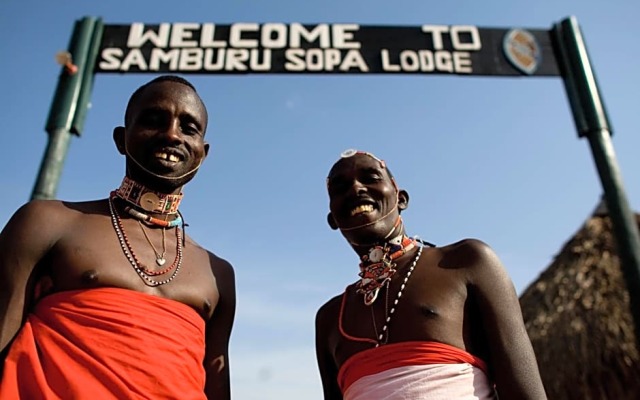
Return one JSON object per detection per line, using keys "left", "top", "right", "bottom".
{"left": 316, "top": 150, "right": 546, "bottom": 399}
{"left": 0, "top": 76, "right": 236, "bottom": 399}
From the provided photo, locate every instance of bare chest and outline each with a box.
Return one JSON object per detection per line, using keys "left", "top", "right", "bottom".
{"left": 333, "top": 260, "right": 470, "bottom": 366}
{"left": 43, "top": 216, "right": 218, "bottom": 319}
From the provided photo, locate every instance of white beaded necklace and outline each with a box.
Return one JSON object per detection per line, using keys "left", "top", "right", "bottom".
{"left": 371, "top": 245, "right": 423, "bottom": 347}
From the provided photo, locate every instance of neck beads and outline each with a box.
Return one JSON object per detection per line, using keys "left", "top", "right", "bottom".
{"left": 357, "top": 234, "right": 416, "bottom": 305}
{"left": 339, "top": 235, "right": 424, "bottom": 347}
{"left": 116, "top": 176, "right": 183, "bottom": 214}
{"left": 108, "top": 181, "right": 184, "bottom": 287}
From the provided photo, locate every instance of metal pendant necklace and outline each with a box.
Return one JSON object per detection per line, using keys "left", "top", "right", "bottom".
{"left": 138, "top": 221, "right": 167, "bottom": 266}
{"left": 108, "top": 194, "right": 184, "bottom": 287}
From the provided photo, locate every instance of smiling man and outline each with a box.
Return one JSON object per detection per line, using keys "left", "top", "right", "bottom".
{"left": 315, "top": 149, "right": 546, "bottom": 400}
{"left": 0, "top": 76, "right": 236, "bottom": 399}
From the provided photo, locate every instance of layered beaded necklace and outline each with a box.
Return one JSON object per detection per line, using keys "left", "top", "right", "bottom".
{"left": 356, "top": 235, "right": 417, "bottom": 305}
{"left": 108, "top": 190, "right": 184, "bottom": 287}
{"left": 339, "top": 242, "right": 423, "bottom": 347}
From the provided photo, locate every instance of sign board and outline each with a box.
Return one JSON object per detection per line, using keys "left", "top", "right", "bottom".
{"left": 97, "top": 23, "right": 560, "bottom": 76}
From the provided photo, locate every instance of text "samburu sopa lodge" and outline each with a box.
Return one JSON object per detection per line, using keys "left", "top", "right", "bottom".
{"left": 98, "top": 23, "right": 483, "bottom": 73}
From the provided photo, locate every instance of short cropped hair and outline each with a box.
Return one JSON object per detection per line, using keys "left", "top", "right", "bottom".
{"left": 124, "top": 75, "right": 198, "bottom": 125}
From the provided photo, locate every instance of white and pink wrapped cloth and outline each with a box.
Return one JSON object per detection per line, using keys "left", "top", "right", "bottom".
{"left": 338, "top": 341, "right": 497, "bottom": 400}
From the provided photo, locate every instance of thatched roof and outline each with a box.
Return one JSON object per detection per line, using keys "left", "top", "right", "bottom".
{"left": 519, "top": 205, "right": 640, "bottom": 400}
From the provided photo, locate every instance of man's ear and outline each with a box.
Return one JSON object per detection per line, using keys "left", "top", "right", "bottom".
{"left": 398, "top": 190, "right": 409, "bottom": 212}
{"left": 113, "top": 126, "right": 126, "bottom": 155}
{"left": 327, "top": 212, "right": 339, "bottom": 230}
{"left": 204, "top": 142, "right": 210, "bottom": 157}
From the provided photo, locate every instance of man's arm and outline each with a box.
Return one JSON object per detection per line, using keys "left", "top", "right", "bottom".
{"left": 1, "top": 202, "right": 63, "bottom": 351}
{"left": 315, "top": 300, "right": 343, "bottom": 400}
{"left": 464, "top": 239, "right": 547, "bottom": 399}
{"left": 203, "top": 254, "right": 236, "bottom": 400}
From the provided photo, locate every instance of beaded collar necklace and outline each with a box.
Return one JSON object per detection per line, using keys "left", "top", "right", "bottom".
{"left": 110, "top": 190, "right": 182, "bottom": 228}
{"left": 115, "top": 176, "right": 183, "bottom": 214}
{"left": 356, "top": 234, "right": 417, "bottom": 305}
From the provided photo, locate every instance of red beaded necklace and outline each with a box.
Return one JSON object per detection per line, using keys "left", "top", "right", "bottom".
{"left": 108, "top": 194, "right": 183, "bottom": 286}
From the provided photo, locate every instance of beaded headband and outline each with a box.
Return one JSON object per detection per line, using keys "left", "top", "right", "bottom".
{"left": 340, "top": 149, "right": 386, "bottom": 168}
{"left": 115, "top": 176, "right": 183, "bottom": 214}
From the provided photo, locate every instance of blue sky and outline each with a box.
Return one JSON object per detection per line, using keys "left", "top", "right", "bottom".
{"left": 1, "top": 1, "right": 639, "bottom": 399}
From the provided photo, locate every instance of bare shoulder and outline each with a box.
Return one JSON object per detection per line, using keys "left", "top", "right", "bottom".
{"left": 316, "top": 292, "right": 342, "bottom": 326}
{"left": 2, "top": 199, "right": 80, "bottom": 238}
{"left": 196, "top": 242, "right": 235, "bottom": 290}
{"left": 436, "top": 238, "right": 505, "bottom": 281}
{"left": 182, "top": 235, "right": 235, "bottom": 275}
{"left": 11, "top": 199, "right": 71, "bottom": 220}
{"left": 12, "top": 198, "right": 109, "bottom": 221}
{"left": 438, "top": 238, "right": 499, "bottom": 265}
{"left": 0, "top": 200, "right": 95, "bottom": 280}
{"left": 207, "top": 250, "right": 235, "bottom": 279}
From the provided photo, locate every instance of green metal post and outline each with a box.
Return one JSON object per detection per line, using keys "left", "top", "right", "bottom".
{"left": 553, "top": 16, "right": 640, "bottom": 346}
{"left": 72, "top": 19, "right": 104, "bottom": 136}
{"left": 30, "top": 16, "right": 98, "bottom": 200}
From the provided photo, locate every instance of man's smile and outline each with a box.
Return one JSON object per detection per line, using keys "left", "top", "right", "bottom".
{"left": 350, "top": 204, "right": 375, "bottom": 216}
{"left": 154, "top": 151, "right": 182, "bottom": 163}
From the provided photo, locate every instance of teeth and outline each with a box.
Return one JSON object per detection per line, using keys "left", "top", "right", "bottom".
{"left": 351, "top": 204, "right": 374, "bottom": 216}
{"left": 154, "top": 152, "right": 180, "bottom": 162}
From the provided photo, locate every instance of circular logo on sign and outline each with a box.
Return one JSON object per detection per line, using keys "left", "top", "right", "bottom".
{"left": 503, "top": 29, "right": 541, "bottom": 75}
